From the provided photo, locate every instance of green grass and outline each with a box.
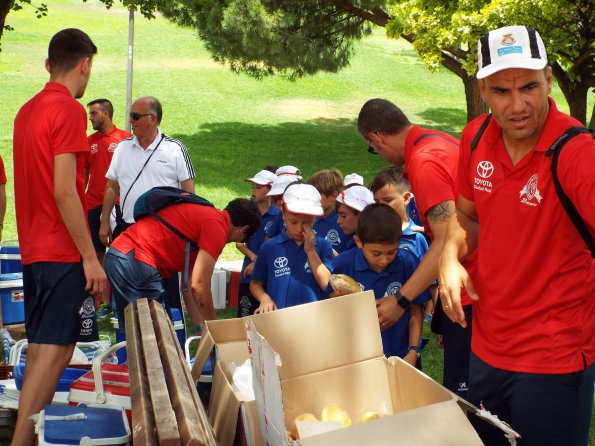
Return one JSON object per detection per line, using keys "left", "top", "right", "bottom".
{"left": 0, "top": 0, "right": 592, "bottom": 443}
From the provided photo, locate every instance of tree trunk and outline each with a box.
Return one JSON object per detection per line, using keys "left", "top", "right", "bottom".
{"left": 552, "top": 63, "right": 588, "bottom": 125}
{"left": 0, "top": 1, "right": 15, "bottom": 47}
{"left": 589, "top": 103, "right": 595, "bottom": 132}
{"left": 462, "top": 73, "right": 488, "bottom": 122}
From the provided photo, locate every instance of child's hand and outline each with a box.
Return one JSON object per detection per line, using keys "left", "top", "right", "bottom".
{"left": 255, "top": 295, "right": 277, "bottom": 314}
{"left": 303, "top": 224, "right": 316, "bottom": 253}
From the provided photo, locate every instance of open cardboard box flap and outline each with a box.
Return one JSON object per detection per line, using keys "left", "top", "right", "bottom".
{"left": 247, "top": 290, "right": 383, "bottom": 380}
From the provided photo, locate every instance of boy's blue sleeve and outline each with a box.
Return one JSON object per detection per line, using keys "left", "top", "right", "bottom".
{"left": 250, "top": 242, "right": 269, "bottom": 284}
{"left": 317, "top": 237, "right": 334, "bottom": 272}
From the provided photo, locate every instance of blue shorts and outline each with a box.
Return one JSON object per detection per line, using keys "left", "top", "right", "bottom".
{"left": 104, "top": 248, "right": 165, "bottom": 330}
{"left": 23, "top": 262, "right": 88, "bottom": 344}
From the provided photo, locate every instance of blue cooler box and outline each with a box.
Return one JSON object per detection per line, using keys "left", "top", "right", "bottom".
{"left": 0, "top": 272, "right": 24, "bottom": 325}
{"left": 0, "top": 241, "right": 22, "bottom": 274}
{"left": 37, "top": 403, "right": 130, "bottom": 446}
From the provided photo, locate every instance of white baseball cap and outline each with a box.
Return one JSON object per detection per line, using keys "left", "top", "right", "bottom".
{"left": 276, "top": 165, "right": 302, "bottom": 178}
{"left": 477, "top": 26, "right": 547, "bottom": 80}
{"left": 344, "top": 173, "right": 364, "bottom": 187}
{"left": 337, "top": 186, "right": 374, "bottom": 212}
{"left": 244, "top": 170, "right": 277, "bottom": 186}
{"left": 266, "top": 175, "right": 301, "bottom": 196}
{"left": 282, "top": 184, "right": 323, "bottom": 216}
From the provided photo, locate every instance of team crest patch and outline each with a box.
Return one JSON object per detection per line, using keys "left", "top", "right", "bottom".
{"left": 384, "top": 281, "right": 402, "bottom": 297}
{"left": 325, "top": 229, "right": 341, "bottom": 246}
{"left": 304, "top": 260, "right": 312, "bottom": 274}
{"left": 519, "top": 174, "right": 542, "bottom": 207}
{"left": 501, "top": 34, "right": 516, "bottom": 46}
{"left": 108, "top": 142, "right": 118, "bottom": 152}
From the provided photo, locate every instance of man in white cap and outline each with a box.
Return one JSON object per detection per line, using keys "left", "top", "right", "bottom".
{"left": 439, "top": 25, "right": 594, "bottom": 446}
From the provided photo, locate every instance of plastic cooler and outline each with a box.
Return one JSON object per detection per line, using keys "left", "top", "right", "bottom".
{"left": 37, "top": 403, "right": 130, "bottom": 446}
{"left": 0, "top": 240, "right": 22, "bottom": 274}
{"left": 68, "top": 342, "right": 131, "bottom": 427}
{"left": 14, "top": 365, "right": 88, "bottom": 392}
{"left": 0, "top": 272, "right": 24, "bottom": 325}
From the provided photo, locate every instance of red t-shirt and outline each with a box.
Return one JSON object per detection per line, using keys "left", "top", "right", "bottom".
{"left": 459, "top": 98, "right": 595, "bottom": 373}
{"left": 13, "top": 82, "right": 89, "bottom": 264}
{"left": 0, "top": 156, "right": 7, "bottom": 185}
{"left": 86, "top": 127, "right": 131, "bottom": 209}
{"left": 403, "top": 125, "right": 476, "bottom": 306}
{"left": 111, "top": 204, "right": 230, "bottom": 278}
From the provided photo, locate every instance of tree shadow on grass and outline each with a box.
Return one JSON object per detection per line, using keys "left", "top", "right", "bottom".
{"left": 417, "top": 107, "right": 467, "bottom": 138}
{"left": 170, "top": 118, "right": 389, "bottom": 198}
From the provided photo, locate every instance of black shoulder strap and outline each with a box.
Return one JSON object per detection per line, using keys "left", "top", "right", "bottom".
{"left": 470, "top": 114, "right": 492, "bottom": 151}
{"left": 545, "top": 126, "right": 594, "bottom": 257}
{"left": 413, "top": 133, "right": 458, "bottom": 146}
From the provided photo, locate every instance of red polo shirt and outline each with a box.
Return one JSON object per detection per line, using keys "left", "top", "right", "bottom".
{"left": 86, "top": 127, "right": 131, "bottom": 209}
{"left": 459, "top": 98, "right": 595, "bottom": 373}
{"left": 13, "top": 82, "right": 89, "bottom": 264}
{"left": 0, "top": 156, "right": 6, "bottom": 185}
{"left": 111, "top": 203, "right": 230, "bottom": 278}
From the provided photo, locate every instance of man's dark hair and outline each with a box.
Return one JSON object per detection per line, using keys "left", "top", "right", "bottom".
{"left": 263, "top": 165, "right": 278, "bottom": 174}
{"left": 48, "top": 28, "right": 97, "bottom": 75}
{"left": 225, "top": 198, "right": 261, "bottom": 239}
{"left": 357, "top": 203, "right": 402, "bottom": 245}
{"left": 357, "top": 99, "right": 410, "bottom": 138}
{"left": 369, "top": 166, "right": 410, "bottom": 194}
{"left": 87, "top": 98, "right": 114, "bottom": 119}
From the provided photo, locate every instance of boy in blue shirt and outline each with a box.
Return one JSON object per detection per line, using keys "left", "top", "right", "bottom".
{"left": 306, "top": 204, "right": 425, "bottom": 368}
{"left": 307, "top": 169, "right": 351, "bottom": 254}
{"left": 236, "top": 169, "right": 280, "bottom": 317}
{"left": 369, "top": 166, "right": 435, "bottom": 319}
{"left": 250, "top": 183, "right": 333, "bottom": 312}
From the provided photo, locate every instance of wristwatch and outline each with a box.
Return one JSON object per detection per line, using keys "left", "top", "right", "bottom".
{"left": 394, "top": 290, "right": 410, "bottom": 309}
{"left": 407, "top": 345, "right": 421, "bottom": 358}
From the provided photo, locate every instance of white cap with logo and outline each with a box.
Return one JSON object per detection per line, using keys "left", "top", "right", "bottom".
{"left": 337, "top": 186, "right": 374, "bottom": 212}
{"left": 344, "top": 173, "right": 364, "bottom": 187}
{"left": 275, "top": 165, "right": 302, "bottom": 178}
{"left": 244, "top": 169, "right": 277, "bottom": 185}
{"left": 266, "top": 175, "right": 301, "bottom": 196}
{"left": 282, "top": 183, "right": 323, "bottom": 216}
{"left": 477, "top": 26, "right": 547, "bottom": 80}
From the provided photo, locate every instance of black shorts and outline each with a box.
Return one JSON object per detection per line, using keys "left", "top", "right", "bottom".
{"left": 23, "top": 262, "right": 90, "bottom": 344}
{"left": 88, "top": 206, "right": 105, "bottom": 253}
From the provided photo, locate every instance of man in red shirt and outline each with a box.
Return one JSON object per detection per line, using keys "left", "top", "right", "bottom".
{"left": 12, "top": 28, "right": 107, "bottom": 445}
{"left": 86, "top": 98, "right": 131, "bottom": 262}
{"left": 357, "top": 98, "right": 476, "bottom": 399}
{"left": 440, "top": 26, "right": 594, "bottom": 445}
{"left": 104, "top": 197, "right": 260, "bottom": 328}
{"left": 0, "top": 156, "right": 6, "bottom": 242}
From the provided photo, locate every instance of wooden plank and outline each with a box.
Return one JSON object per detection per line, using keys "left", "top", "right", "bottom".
{"left": 137, "top": 299, "right": 181, "bottom": 446}
{"left": 151, "top": 302, "right": 212, "bottom": 445}
{"left": 124, "top": 303, "right": 158, "bottom": 446}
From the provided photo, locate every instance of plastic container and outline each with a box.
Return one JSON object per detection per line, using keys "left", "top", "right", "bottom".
{"left": 68, "top": 342, "right": 131, "bottom": 427}
{"left": 14, "top": 365, "right": 88, "bottom": 392}
{"left": 0, "top": 273, "right": 24, "bottom": 325}
{"left": 111, "top": 318, "right": 127, "bottom": 364}
{"left": 169, "top": 307, "right": 186, "bottom": 349}
{"left": 0, "top": 241, "right": 22, "bottom": 274}
{"left": 37, "top": 403, "right": 130, "bottom": 446}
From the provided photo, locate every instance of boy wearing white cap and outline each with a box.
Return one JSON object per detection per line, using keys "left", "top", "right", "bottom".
{"left": 236, "top": 169, "right": 280, "bottom": 317}
{"left": 335, "top": 185, "right": 375, "bottom": 251}
{"left": 440, "top": 25, "right": 594, "bottom": 446}
{"left": 264, "top": 174, "right": 302, "bottom": 238}
{"left": 343, "top": 172, "right": 364, "bottom": 189}
{"left": 250, "top": 183, "right": 333, "bottom": 311}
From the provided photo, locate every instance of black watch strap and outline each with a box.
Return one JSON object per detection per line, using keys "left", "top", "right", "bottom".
{"left": 395, "top": 290, "right": 410, "bottom": 309}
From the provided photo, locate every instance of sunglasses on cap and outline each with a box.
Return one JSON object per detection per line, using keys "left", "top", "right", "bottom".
{"left": 129, "top": 112, "right": 155, "bottom": 121}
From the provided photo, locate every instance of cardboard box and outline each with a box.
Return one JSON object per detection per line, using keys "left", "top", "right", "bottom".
{"left": 245, "top": 291, "right": 488, "bottom": 445}
{"left": 192, "top": 317, "right": 264, "bottom": 446}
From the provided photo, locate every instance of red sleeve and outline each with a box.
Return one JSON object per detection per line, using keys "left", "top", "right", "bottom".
{"left": 557, "top": 133, "right": 595, "bottom": 234}
{"left": 408, "top": 153, "right": 456, "bottom": 217}
{"left": 52, "top": 100, "right": 88, "bottom": 156}
{"left": 0, "top": 156, "right": 6, "bottom": 185}
{"left": 458, "top": 123, "right": 477, "bottom": 202}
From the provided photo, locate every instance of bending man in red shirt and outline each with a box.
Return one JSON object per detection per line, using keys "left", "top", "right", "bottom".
{"left": 12, "top": 28, "right": 107, "bottom": 445}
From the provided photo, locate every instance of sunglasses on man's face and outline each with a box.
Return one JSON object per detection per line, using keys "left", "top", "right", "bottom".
{"left": 129, "top": 112, "right": 154, "bottom": 121}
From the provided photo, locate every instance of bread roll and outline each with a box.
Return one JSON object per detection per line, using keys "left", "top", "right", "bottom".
{"left": 289, "top": 412, "right": 319, "bottom": 440}
{"left": 359, "top": 411, "right": 381, "bottom": 423}
{"left": 329, "top": 274, "right": 361, "bottom": 294}
{"left": 321, "top": 404, "right": 352, "bottom": 427}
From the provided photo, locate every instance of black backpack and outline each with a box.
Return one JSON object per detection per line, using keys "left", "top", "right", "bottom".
{"left": 471, "top": 115, "right": 594, "bottom": 257}
{"left": 133, "top": 186, "right": 215, "bottom": 290}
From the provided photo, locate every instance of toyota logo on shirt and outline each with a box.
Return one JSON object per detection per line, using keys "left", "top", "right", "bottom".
{"left": 274, "top": 257, "right": 288, "bottom": 269}
{"left": 477, "top": 161, "right": 494, "bottom": 179}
